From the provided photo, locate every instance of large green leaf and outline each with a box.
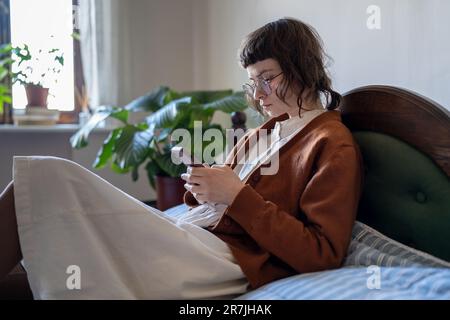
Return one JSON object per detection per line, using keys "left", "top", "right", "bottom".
{"left": 93, "top": 128, "right": 122, "bottom": 169}
{"left": 112, "top": 125, "right": 153, "bottom": 170}
{"left": 110, "top": 108, "right": 129, "bottom": 123}
{"left": 131, "top": 165, "right": 140, "bottom": 182}
{"left": 111, "top": 161, "right": 130, "bottom": 174}
{"left": 178, "top": 104, "right": 211, "bottom": 128}
{"left": 145, "top": 96, "right": 192, "bottom": 131}
{"left": 180, "top": 89, "right": 233, "bottom": 104}
{"left": 201, "top": 91, "right": 247, "bottom": 114}
{"left": 162, "top": 89, "right": 183, "bottom": 105}
{"left": 152, "top": 152, "right": 187, "bottom": 178}
{"left": 70, "top": 106, "right": 128, "bottom": 149}
{"left": 145, "top": 160, "right": 161, "bottom": 189}
{"left": 124, "top": 86, "right": 170, "bottom": 112}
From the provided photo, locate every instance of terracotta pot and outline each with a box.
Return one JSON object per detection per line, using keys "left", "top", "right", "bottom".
{"left": 25, "top": 84, "right": 49, "bottom": 107}
{"left": 155, "top": 175, "right": 186, "bottom": 211}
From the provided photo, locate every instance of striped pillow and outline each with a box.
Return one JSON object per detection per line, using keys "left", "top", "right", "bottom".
{"left": 343, "top": 221, "right": 450, "bottom": 268}
{"left": 238, "top": 222, "right": 450, "bottom": 300}
{"left": 237, "top": 266, "right": 450, "bottom": 300}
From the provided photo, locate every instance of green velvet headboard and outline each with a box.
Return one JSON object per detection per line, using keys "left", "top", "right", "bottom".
{"left": 340, "top": 85, "right": 450, "bottom": 262}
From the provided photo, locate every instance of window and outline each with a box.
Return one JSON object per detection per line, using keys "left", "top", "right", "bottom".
{"left": 10, "top": 0, "right": 75, "bottom": 111}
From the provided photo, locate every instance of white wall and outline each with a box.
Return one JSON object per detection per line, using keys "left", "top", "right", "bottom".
{"left": 125, "top": 0, "right": 195, "bottom": 102}
{"left": 89, "top": 0, "right": 450, "bottom": 130}
{"left": 192, "top": 0, "right": 450, "bottom": 112}
{"left": 96, "top": 0, "right": 196, "bottom": 107}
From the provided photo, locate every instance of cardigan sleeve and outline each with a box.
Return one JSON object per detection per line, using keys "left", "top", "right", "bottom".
{"left": 224, "top": 145, "right": 363, "bottom": 273}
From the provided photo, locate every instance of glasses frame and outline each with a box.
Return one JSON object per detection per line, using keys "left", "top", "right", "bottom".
{"left": 242, "top": 72, "right": 283, "bottom": 99}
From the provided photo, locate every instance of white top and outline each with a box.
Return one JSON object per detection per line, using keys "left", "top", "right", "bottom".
{"left": 178, "top": 109, "right": 326, "bottom": 228}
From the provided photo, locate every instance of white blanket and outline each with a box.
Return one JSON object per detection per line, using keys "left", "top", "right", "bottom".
{"left": 13, "top": 156, "right": 248, "bottom": 299}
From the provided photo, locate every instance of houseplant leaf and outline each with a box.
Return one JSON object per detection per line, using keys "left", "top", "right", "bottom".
{"left": 144, "top": 96, "right": 193, "bottom": 131}
{"left": 152, "top": 152, "right": 187, "bottom": 178}
{"left": 145, "top": 160, "right": 161, "bottom": 189}
{"left": 112, "top": 124, "right": 153, "bottom": 171}
{"left": 124, "top": 86, "right": 170, "bottom": 112}
{"left": 180, "top": 89, "right": 233, "bottom": 103}
{"left": 201, "top": 91, "right": 247, "bottom": 114}
{"left": 93, "top": 128, "right": 122, "bottom": 169}
{"left": 70, "top": 106, "right": 129, "bottom": 149}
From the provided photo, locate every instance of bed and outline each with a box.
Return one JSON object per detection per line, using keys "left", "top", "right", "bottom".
{"left": 1, "top": 85, "right": 449, "bottom": 300}
{"left": 168, "top": 85, "right": 450, "bottom": 299}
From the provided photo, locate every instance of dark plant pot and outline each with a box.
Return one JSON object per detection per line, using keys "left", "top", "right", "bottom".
{"left": 25, "top": 84, "right": 49, "bottom": 107}
{"left": 155, "top": 175, "right": 186, "bottom": 211}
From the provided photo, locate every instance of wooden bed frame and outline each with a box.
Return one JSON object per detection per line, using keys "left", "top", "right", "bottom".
{"left": 340, "top": 85, "right": 450, "bottom": 261}
{"left": 341, "top": 85, "right": 450, "bottom": 175}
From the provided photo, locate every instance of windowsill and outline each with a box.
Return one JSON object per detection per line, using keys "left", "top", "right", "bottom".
{"left": 0, "top": 124, "right": 114, "bottom": 133}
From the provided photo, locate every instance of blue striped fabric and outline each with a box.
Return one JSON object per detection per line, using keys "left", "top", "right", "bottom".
{"left": 237, "top": 267, "right": 450, "bottom": 300}
{"left": 164, "top": 205, "right": 450, "bottom": 299}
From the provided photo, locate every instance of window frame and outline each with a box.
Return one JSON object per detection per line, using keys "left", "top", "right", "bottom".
{"left": 59, "top": 0, "right": 84, "bottom": 124}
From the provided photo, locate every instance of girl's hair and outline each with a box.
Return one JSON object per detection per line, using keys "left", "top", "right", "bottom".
{"left": 239, "top": 18, "right": 341, "bottom": 115}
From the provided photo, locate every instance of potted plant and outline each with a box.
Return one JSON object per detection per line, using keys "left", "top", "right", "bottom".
{"left": 7, "top": 43, "right": 64, "bottom": 108}
{"left": 70, "top": 86, "right": 248, "bottom": 210}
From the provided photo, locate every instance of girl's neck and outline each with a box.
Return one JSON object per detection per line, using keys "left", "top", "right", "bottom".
{"left": 287, "top": 99, "right": 324, "bottom": 118}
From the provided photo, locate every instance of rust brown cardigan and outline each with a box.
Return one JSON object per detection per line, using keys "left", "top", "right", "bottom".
{"left": 184, "top": 111, "right": 364, "bottom": 289}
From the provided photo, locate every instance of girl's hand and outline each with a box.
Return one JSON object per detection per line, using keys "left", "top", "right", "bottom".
{"left": 181, "top": 165, "right": 245, "bottom": 206}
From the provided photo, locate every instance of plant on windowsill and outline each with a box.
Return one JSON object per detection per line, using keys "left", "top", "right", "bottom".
{"left": 70, "top": 86, "right": 248, "bottom": 210}
{"left": 1, "top": 43, "right": 64, "bottom": 108}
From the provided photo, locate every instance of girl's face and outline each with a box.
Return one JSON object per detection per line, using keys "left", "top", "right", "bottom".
{"left": 245, "top": 58, "right": 300, "bottom": 118}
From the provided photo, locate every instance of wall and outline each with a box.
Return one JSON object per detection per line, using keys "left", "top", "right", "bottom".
{"left": 92, "top": 0, "right": 197, "bottom": 107}
{"left": 192, "top": 0, "right": 450, "bottom": 113}
{"left": 126, "top": 0, "right": 196, "bottom": 102}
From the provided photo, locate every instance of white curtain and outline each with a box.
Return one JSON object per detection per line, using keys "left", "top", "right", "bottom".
{"left": 78, "top": 0, "right": 133, "bottom": 108}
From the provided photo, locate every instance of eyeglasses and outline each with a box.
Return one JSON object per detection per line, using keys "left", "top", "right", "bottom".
{"left": 242, "top": 72, "right": 283, "bottom": 99}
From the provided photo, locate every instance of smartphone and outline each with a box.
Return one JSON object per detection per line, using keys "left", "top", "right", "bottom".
{"left": 171, "top": 146, "right": 203, "bottom": 167}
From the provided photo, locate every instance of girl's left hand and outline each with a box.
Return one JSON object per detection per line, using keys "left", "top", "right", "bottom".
{"left": 181, "top": 165, "right": 245, "bottom": 206}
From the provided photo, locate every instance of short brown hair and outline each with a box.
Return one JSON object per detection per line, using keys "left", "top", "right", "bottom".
{"left": 239, "top": 18, "right": 341, "bottom": 115}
